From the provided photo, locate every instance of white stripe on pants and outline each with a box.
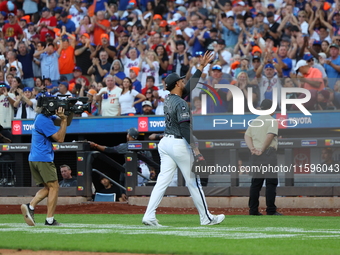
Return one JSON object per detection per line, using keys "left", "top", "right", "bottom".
{"left": 143, "top": 136, "right": 213, "bottom": 225}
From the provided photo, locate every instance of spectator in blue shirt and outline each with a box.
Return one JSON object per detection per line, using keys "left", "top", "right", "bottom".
{"left": 323, "top": 44, "right": 340, "bottom": 90}
{"left": 188, "top": 18, "right": 208, "bottom": 56}
{"left": 219, "top": 15, "right": 240, "bottom": 49}
{"left": 273, "top": 46, "right": 292, "bottom": 77}
{"left": 58, "top": 11, "right": 76, "bottom": 34}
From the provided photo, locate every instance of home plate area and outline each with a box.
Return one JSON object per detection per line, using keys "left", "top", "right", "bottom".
{"left": 1, "top": 223, "right": 340, "bottom": 240}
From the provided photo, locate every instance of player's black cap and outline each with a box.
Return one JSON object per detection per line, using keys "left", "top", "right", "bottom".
{"left": 260, "top": 99, "right": 273, "bottom": 110}
{"left": 165, "top": 73, "right": 186, "bottom": 91}
{"left": 128, "top": 127, "right": 139, "bottom": 139}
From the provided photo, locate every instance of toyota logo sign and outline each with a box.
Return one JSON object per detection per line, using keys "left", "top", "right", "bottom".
{"left": 13, "top": 124, "right": 21, "bottom": 132}
{"left": 139, "top": 121, "right": 147, "bottom": 129}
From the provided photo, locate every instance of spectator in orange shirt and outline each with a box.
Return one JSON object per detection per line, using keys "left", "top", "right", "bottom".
{"left": 292, "top": 60, "right": 325, "bottom": 91}
{"left": 57, "top": 31, "right": 76, "bottom": 82}
{"left": 93, "top": 11, "right": 110, "bottom": 46}
{"left": 3, "top": 13, "right": 23, "bottom": 40}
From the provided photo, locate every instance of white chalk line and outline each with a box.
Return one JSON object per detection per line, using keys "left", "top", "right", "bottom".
{"left": 0, "top": 224, "right": 339, "bottom": 240}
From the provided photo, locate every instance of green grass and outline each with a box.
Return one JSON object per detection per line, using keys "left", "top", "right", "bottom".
{"left": 0, "top": 214, "right": 339, "bottom": 255}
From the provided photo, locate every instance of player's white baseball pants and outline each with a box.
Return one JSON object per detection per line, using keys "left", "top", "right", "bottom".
{"left": 143, "top": 136, "right": 214, "bottom": 225}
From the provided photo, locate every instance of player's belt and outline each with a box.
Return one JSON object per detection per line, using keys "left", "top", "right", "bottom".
{"left": 164, "top": 134, "right": 182, "bottom": 139}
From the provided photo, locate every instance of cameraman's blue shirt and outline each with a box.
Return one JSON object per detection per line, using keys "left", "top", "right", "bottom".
{"left": 29, "top": 114, "right": 58, "bottom": 162}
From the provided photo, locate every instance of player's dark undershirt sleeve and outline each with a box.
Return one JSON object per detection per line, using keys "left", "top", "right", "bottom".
{"left": 179, "top": 121, "right": 195, "bottom": 146}
{"left": 183, "top": 69, "right": 202, "bottom": 98}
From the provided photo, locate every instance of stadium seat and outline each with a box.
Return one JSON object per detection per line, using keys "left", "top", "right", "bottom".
{"left": 94, "top": 193, "right": 116, "bottom": 202}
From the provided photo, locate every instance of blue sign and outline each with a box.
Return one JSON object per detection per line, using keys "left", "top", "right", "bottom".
{"left": 11, "top": 111, "right": 340, "bottom": 135}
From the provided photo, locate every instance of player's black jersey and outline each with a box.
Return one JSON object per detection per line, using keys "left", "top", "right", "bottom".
{"left": 163, "top": 94, "right": 191, "bottom": 138}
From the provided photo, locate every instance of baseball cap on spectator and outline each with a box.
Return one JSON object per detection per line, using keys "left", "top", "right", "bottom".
{"left": 252, "top": 56, "right": 261, "bottom": 62}
{"left": 36, "top": 91, "right": 53, "bottom": 99}
{"left": 60, "top": 11, "right": 68, "bottom": 18}
{"left": 54, "top": 6, "right": 63, "bottom": 13}
{"left": 127, "top": 5, "right": 134, "bottom": 10}
{"left": 153, "top": 14, "right": 162, "bottom": 20}
{"left": 61, "top": 35, "right": 69, "bottom": 41}
{"left": 6, "top": 37, "right": 15, "bottom": 43}
{"left": 121, "top": 17, "right": 128, "bottom": 22}
{"left": 266, "top": 12, "right": 274, "bottom": 18}
{"left": 267, "top": 3, "right": 275, "bottom": 8}
{"left": 333, "top": 11, "right": 340, "bottom": 17}
{"left": 318, "top": 90, "right": 330, "bottom": 102}
{"left": 0, "top": 11, "right": 7, "bottom": 17}
{"left": 142, "top": 101, "right": 153, "bottom": 107}
{"left": 318, "top": 52, "right": 327, "bottom": 59}
{"left": 177, "top": 6, "right": 186, "bottom": 13}
{"left": 41, "top": 7, "right": 50, "bottom": 12}
{"left": 252, "top": 46, "right": 262, "bottom": 54}
{"left": 175, "top": 0, "right": 185, "bottom": 5}
{"left": 7, "top": 1, "right": 15, "bottom": 11}
{"left": 313, "top": 40, "right": 321, "bottom": 45}
{"left": 9, "top": 66, "right": 17, "bottom": 71}
{"left": 100, "top": 33, "right": 109, "bottom": 40}
{"left": 178, "top": 16, "right": 186, "bottom": 22}
{"left": 212, "top": 65, "right": 222, "bottom": 71}
{"left": 46, "top": 84, "right": 57, "bottom": 89}
{"left": 237, "top": 1, "right": 245, "bottom": 6}
{"left": 20, "top": 18, "right": 27, "bottom": 23}
{"left": 0, "top": 82, "right": 10, "bottom": 89}
{"left": 294, "top": 60, "right": 308, "bottom": 71}
{"left": 217, "top": 39, "right": 225, "bottom": 45}
{"left": 23, "top": 87, "right": 33, "bottom": 92}
{"left": 8, "top": 12, "right": 15, "bottom": 17}
{"left": 161, "top": 73, "right": 168, "bottom": 80}
{"left": 45, "top": 32, "right": 51, "bottom": 37}
{"left": 59, "top": 81, "right": 69, "bottom": 89}
{"left": 159, "top": 20, "right": 167, "bottom": 27}
{"left": 210, "top": 28, "right": 218, "bottom": 33}
{"left": 110, "top": 15, "right": 119, "bottom": 21}
{"left": 126, "top": 21, "right": 134, "bottom": 26}
{"left": 28, "top": 22, "right": 34, "bottom": 26}
{"left": 169, "top": 21, "right": 177, "bottom": 26}
{"left": 86, "top": 89, "right": 97, "bottom": 96}
{"left": 130, "top": 66, "right": 140, "bottom": 76}
{"left": 265, "top": 63, "right": 275, "bottom": 69}
{"left": 73, "top": 66, "right": 82, "bottom": 72}
{"left": 303, "top": 54, "right": 313, "bottom": 61}
{"left": 256, "top": 12, "right": 265, "bottom": 17}
{"left": 330, "top": 43, "right": 339, "bottom": 49}
{"left": 81, "top": 33, "right": 90, "bottom": 39}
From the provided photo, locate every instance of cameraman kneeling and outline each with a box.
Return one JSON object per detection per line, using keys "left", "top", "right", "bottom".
{"left": 21, "top": 92, "right": 74, "bottom": 226}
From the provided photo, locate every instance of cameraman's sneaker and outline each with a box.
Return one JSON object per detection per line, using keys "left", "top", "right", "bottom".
{"left": 45, "top": 219, "right": 61, "bottom": 226}
{"left": 21, "top": 204, "right": 35, "bottom": 226}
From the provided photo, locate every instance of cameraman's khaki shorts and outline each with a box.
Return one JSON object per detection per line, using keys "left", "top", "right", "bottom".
{"left": 29, "top": 161, "right": 58, "bottom": 185}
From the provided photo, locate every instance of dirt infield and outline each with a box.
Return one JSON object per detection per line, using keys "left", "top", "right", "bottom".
{"left": 0, "top": 202, "right": 339, "bottom": 216}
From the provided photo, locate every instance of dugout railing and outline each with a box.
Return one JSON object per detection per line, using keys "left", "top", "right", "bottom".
{"left": 1, "top": 139, "right": 340, "bottom": 199}
{"left": 125, "top": 138, "right": 340, "bottom": 197}
{"left": 0, "top": 142, "right": 93, "bottom": 198}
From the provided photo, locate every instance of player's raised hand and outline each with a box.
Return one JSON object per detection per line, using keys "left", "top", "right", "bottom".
{"left": 199, "top": 51, "right": 215, "bottom": 68}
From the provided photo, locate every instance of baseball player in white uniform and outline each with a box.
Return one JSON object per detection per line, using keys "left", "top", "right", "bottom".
{"left": 142, "top": 51, "right": 225, "bottom": 226}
